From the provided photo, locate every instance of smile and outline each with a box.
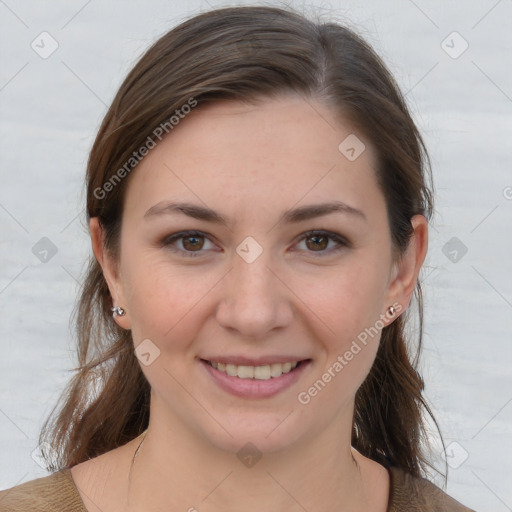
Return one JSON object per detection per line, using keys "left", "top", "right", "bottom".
{"left": 206, "top": 360, "right": 301, "bottom": 380}
{"left": 200, "top": 358, "right": 312, "bottom": 399}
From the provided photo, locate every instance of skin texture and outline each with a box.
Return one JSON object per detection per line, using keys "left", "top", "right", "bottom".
{"left": 74, "top": 94, "right": 428, "bottom": 512}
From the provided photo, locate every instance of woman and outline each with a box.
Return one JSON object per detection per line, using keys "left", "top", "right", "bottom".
{"left": 0, "top": 5, "right": 476, "bottom": 511}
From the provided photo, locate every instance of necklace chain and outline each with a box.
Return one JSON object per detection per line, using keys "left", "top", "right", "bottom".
{"left": 128, "top": 429, "right": 148, "bottom": 485}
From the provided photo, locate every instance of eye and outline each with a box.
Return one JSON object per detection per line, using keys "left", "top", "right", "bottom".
{"left": 162, "top": 230, "right": 216, "bottom": 257}
{"left": 293, "top": 230, "right": 350, "bottom": 256}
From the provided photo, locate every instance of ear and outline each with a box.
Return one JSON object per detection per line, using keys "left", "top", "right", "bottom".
{"left": 89, "top": 217, "right": 131, "bottom": 330}
{"left": 383, "top": 214, "right": 428, "bottom": 321}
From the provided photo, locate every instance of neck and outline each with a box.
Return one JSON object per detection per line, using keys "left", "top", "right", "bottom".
{"left": 123, "top": 401, "right": 383, "bottom": 511}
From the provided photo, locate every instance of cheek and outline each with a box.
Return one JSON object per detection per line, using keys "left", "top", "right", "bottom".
{"left": 121, "top": 250, "right": 218, "bottom": 347}
{"left": 301, "top": 271, "right": 384, "bottom": 406}
{"left": 302, "top": 258, "right": 388, "bottom": 392}
{"left": 311, "top": 259, "right": 388, "bottom": 337}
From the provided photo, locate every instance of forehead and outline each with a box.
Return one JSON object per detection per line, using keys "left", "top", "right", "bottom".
{"left": 122, "top": 94, "right": 385, "bottom": 225}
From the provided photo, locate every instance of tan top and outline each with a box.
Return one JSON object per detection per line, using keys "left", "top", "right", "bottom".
{"left": 0, "top": 466, "right": 476, "bottom": 511}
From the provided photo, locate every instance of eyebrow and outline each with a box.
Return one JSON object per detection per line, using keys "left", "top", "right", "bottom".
{"left": 144, "top": 200, "right": 367, "bottom": 225}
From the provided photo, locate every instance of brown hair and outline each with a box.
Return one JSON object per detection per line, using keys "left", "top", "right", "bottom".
{"left": 39, "top": 4, "right": 445, "bottom": 481}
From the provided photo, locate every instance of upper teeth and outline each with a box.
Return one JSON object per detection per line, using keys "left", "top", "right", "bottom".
{"left": 209, "top": 361, "right": 299, "bottom": 380}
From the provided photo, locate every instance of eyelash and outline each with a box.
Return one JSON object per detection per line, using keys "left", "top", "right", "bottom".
{"left": 161, "top": 230, "right": 350, "bottom": 258}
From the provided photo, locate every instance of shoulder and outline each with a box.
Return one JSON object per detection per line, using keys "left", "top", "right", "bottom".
{"left": 0, "top": 469, "right": 86, "bottom": 512}
{"left": 388, "top": 466, "right": 476, "bottom": 512}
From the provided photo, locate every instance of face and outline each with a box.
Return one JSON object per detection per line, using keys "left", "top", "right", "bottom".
{"left": 94, "top": 94, "right": 425, "bottom": 456}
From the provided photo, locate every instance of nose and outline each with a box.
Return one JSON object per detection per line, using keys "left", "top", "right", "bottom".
{"left": 215, "top": 245, "right": 294, "bottom": 339}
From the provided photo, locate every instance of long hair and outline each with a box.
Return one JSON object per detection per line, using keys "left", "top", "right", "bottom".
{"left": 39, "top": 4, "right": 444, "bottom": 481}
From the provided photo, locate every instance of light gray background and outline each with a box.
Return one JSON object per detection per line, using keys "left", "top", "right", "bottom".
{"left": 1, "top": 1, "right": 511, "bottom": 511}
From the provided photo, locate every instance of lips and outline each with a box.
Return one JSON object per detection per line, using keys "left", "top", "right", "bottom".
{"left": 200, "top": 358, "right": 311, "bottom": 399}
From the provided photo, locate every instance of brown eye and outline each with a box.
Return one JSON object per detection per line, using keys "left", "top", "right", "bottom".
{"left": 295, "top": 230, "right": 350, "bottom": 256}
{"left": 162, "top": 231, "right": 215, "bottom": 257}
{"left": 181, "top": 234, "right": 205, "bottom": 251}
{"left": 305, "top": 234, "right": 329, "bottom": 251}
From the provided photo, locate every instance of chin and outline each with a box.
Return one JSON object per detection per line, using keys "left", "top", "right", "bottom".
{"left": 197, "top": 410, "right": 310, "bottom": 458}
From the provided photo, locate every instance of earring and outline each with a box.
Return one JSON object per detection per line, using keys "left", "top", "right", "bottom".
{"left": 387, "top": 305, "right": 395, "bottom": 316}
{"left": 111, "top": 306, "right": 126, "bottom": 318}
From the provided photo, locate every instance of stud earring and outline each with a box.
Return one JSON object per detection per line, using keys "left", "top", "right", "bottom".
{"left": 387, "top": 305, "right": 395, "bottom": 316}
{"left": 111, "top": 306, "right": 126, "bottom": 318}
